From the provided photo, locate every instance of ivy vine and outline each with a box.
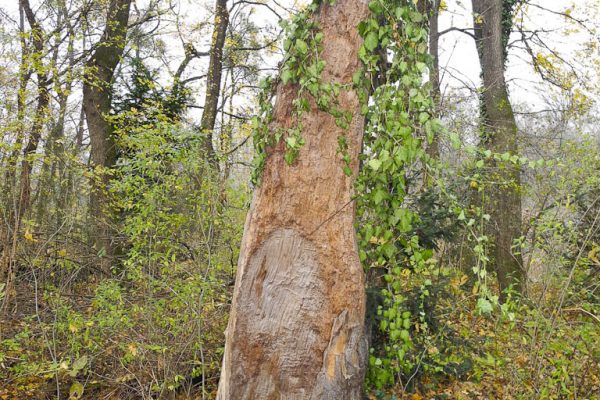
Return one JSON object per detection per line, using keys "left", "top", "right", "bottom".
{"left": 354, "top": 0, "right": 445, "bottom": 388}
{"left": 250, "top": 1, "right": 353, "bottom": 184}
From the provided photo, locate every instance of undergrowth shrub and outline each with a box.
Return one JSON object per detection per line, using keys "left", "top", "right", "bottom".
{"left": 0, "top": 105, "right": 247, "bottom": 399}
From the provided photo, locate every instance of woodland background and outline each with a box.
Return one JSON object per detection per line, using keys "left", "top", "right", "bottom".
{"left": 0, "top": 0, "right": 598, "bottom": 398}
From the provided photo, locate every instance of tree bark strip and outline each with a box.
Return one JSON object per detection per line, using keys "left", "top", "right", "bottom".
{"left": 216, "top": 0, "right": 370, "bottom": 397}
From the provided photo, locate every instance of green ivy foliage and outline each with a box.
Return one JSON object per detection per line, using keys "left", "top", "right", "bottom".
{"left": 353, "top": 0, "right": 446, "bottom": 389}
{"left": 250, "top": 1, "right": 355, "bottom": 184}
{"left": 247, "top": 0, "right": 445, "bottom": 389}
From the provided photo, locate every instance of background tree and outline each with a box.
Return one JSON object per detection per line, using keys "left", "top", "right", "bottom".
{"left": 472, "top": 0, "right": 524, "bottom": 294}
{"left": 83, "top": 0, "right": 132, "bottom": 270}
{"left": 199, "top": 0, "right": 229, "bottom": 168}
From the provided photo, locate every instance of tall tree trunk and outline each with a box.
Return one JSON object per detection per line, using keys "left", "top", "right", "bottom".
{"left": 472, "top": 0, "right": 524, "bottom": 295}
{"left": 17, "top": 0, "right": 49, "bottom": 220}
{"left": 427, "top": 0, "right": 441, "bottom": 157}
{"left": 82, "top": 0, "right": 131, "bottom": 270}
{"left": 4, "top": 3, "right": 31, "bottom": 190}
{"left": 35, "top": 5, "right": 72, "bottom": 227}
{"left": 199, "top": 0, "right": 229, "bottom": 169}
{"left": 216, "top": 0, "right": 370, "bottom": 398}
{"left": 1, "top": 0, "right": 50, "bottom": 310}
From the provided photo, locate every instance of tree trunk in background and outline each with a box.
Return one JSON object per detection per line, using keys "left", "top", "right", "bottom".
{"left": 4, "top": 3, "right": 30, "bottom": 190}
{"left": 35, "top": 5, "right": 73, "bottom": 227}
{"left": 200, "top": 0, "right": 229, "bottom": 169}
{"left": 472, "top": 0, "right": 524, "bottom": 295}
{"left": 83, "top": 0, "right": 131, "bottom": 270}
{"left": 427, "top": 0, "right": 441, "bottom": 158}
{"left": 17, "top": 0, "right": 49, "bottom": 222}
{"left": 216, "top": 0, "right": 369, "bottom": 397}
{"left": 1, "top": 0, "right": 47, "bottom": 306}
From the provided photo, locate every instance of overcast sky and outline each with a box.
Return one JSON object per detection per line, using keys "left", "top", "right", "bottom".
{"left": 1, "top": 0, "right": 597, "bottom": 116}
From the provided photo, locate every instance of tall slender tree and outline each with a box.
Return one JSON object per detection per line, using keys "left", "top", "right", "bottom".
{"left": 17, "top": 0, "right": 49, "bottom": 223}
{"left": 216, "top": 0, "right": 370, "bottom": 397}
{"left": 199, "top": 0, "right": 229, "bottom": 169}
{"left": 82, "top": 0, "right": 132, "bottom": 269}
{"left": 1, "top": 0, "right": 50, "bottom": 308}
{"left": 427, "top": 0, "right": 441, "bottom": 157}
{"left": 472, "top": 0, "right": 524, "bottom": 295}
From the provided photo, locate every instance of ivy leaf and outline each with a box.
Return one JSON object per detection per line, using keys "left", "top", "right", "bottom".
{"left": 399, "top": 329, "right": 410, "bottom": 342}
{"left": 399, "top": 210, "right": 412, "bottom": 232}
{"left": 364, "top": 31, "right": 378, "bottom": 52}
{"left": 373, "top": 188, "right": 387, "bottom": 205}
{"left": 283, "top": 38, "right": 292, "bottom": 51}
{"left": 410, "top": 11, "right": 423, "bottom": 23}
{"left": 285, "top": 136, "right": 297, "bottom": 147}
{"left": 295, "top": 39, "right": 308, "bottom": 55}
{"left": 352, "top": 70, "right": 362, "bottom": 86}
{"left": 368, "top": 0, "right": 383, "bottom": 14}
{"left": 284, "top": 151, "right": 295, "bottom": 165}
{"left": 382, "top": 241, "right": 395, "bottom": 259}
{"left": 368, "top": 159, "right": 382, "bottom": 171}
{"left": 69, "top": 355, "right": 88, "bottom": 377}
{"left": 476, "top": 298, "right": 494, "bottom": 314}
{"left": 281, "top": 69, "right": 293, "bottom": 84}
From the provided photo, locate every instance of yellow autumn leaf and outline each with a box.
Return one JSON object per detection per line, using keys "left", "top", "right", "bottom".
{"left": 589, "top": 245, "right": 599, "bottom": 265}
{"left": 24, "top": 230, "right": 35, "bottom": 242}
{"left": 128, "top": 343, "right": 138, "bottom": 357}
{"left": 69, "top": 382, "right": 84, "bottom": 400}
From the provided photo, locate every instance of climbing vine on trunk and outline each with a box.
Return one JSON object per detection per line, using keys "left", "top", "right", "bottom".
{"left": 354, "top": 0, "right": 443, "bottom": 388}
{"left": 248, "top": 0, "right": 445, "bottom": 390}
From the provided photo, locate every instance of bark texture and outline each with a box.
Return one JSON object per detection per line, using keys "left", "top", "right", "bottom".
{"left": 82, "top": 0, "right": 131, "bottom": 268}
{"left": 216, "top": 0, "right": 370, "bottom": 397}
{"left": 472, "top": 0, "right": 524, "bottom": 294}
{"left": 200, "top": 0, "right": 229, "bottom": 168}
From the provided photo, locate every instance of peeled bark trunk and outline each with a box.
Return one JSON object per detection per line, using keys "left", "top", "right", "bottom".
{"left": 472, "top": 0, "right": 524, "bottom": 295}
{"left": 199, "top": 0, "right": 229, "bottom": 168}
{"left": 216, "top": 0, "right": 369, "bottom": 397}
{"left": 83, "top": 0, "right": 131, "bottom": 269}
